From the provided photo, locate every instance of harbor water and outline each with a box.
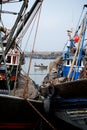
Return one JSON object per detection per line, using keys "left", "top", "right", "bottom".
{"left": 22, "top": 57, "right": 53, "bottom": 85}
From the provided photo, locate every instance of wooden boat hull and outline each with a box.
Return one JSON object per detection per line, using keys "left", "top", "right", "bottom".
{"left": 0, "top": 94, "right": 65, "bottom": 129}
{"left": 54, "top": 78, "right": 87, "bottom": 98}
{"left": 50, "top": 96, "right": 87, "bottom": 130}
{"left": 47, "top": 78, "right": 87, "bottom": 130}
{"left": 0, "top": 95, "right": 45, "bottom": 129}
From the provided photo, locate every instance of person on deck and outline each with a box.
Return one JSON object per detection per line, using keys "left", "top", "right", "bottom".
{"left": 62, "top": 30, "right": 76, "bottom": 59}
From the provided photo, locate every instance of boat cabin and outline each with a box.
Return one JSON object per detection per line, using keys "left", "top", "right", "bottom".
{"left": 6, "top": 49, "right": 20, "bottom": 66}
{"left": 62, "top": 55, "right": 84, "bottom": 80}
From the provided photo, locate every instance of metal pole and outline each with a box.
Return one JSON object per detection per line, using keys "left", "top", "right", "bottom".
{"left": 0, "top": 5, "right": 10, "bottom": 94}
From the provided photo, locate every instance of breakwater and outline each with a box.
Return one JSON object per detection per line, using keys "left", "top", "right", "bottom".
{"left": 24, "top": 51, "right": 62, "bottom": 59}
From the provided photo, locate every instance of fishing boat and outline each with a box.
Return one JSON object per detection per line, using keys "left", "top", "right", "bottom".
{"left": 0, "top": 1, "right": 63, "bottom": 129}
{"left": 40, "top": 4, "right": 87, "bottom": 130}
{"left": 0, "top": 0, "right": 52, "bottom": 129}
{"left": 34, "top": 63, "right": 48, "bottom": 70}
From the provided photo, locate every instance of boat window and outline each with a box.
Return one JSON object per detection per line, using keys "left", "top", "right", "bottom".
{"left": 79, "top": 60, "right": 81, "bottom": 66}
{"left": 6, "top": 56, "right": 11, "bottom": 63}
{"left": 13, "top": 56, "right": 16, "bottom": 64}
{"left": 67, "top": 60, "right": 70, "bottom": 65}
{"left": 81, "top": 60, "right": 84, "bottom": 67}
{"left": 17, "top": 56, "right": 19, "bottom": 65}
{"left": 64, "top": 61, "right": 66, "bottom": 65}
{"left": 0, "top": 55, "right": 2, "bottom": 59}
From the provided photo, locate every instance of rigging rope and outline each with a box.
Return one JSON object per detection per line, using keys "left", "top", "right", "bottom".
{"left": 75, "top": 6, "right": 85, "bottom": 35}
{"left": 67, "top": 13, "right": 87, "bottom": 80}
{"left": 23, "top": 2, "right": 43, "bottom": 97}
{"left": 17, "top": 6, "right": 39, "bottom": 46}
{"left": 23, "top": 15, "right": 38, "bottom": 51}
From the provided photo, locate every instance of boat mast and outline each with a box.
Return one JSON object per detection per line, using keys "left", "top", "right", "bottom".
{"left": 67, "top": 9, "right": 87, "bottom": 80}
{"left": 0, "top": 0, "right": 28, "bottom": 93}
{"left": 0, "top": 0, "right": 28, "bottom": 65}
{"left": 5, "top": 0, "right": 43, "bottom": 56}
{"left": 0, "top": 0, "right": 43, "bottom": 64}
{"left": 0, "top": 4, "right": 10, "bottom": 94}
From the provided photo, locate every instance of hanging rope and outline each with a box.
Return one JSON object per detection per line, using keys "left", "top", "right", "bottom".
{"left": 23, "top": 15, "right": 38, "bottom": 51}
{"left": 23, "top": 2, "right": 43, "bottom": 98}
{"left": 74, "top": 6, "right": 85, "bottom": 35}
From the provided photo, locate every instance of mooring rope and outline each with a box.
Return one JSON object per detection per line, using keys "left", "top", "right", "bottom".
{"left": 26, "top": 99, "right": 57, "bottom": 130}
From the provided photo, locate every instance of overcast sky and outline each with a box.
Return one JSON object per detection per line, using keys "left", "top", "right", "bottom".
{"left": 1, "top": 0, "right": 87, "bottom": 52}
{"left": 36, "top": 0, "right": 87, "bottom": 52}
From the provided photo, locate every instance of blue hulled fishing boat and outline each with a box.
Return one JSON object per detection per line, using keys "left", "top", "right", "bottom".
{"left": 41, "top": 4, "right": 87, "bottom": 130}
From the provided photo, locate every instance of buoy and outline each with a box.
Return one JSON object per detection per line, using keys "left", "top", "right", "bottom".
{"left": 73, "top": 35, "right": 80, "bottom": 43}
